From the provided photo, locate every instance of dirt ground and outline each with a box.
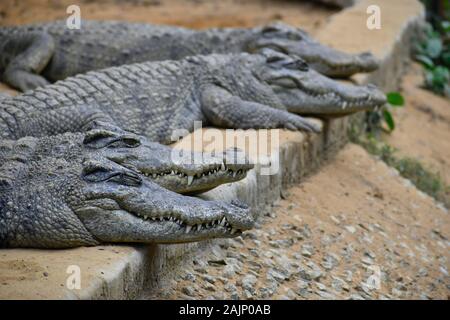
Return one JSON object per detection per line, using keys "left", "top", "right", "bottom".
{"left": 143, "top": 144, "right": 449, "bottom": 300}
{"left": 0, "top": 0, "right": 336, "bottom": 32}
{"left": 383, "top": 63, "right": 450, "bottom": 186}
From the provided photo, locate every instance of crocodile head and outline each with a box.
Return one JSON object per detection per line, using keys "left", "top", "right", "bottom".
{"left": 220, "top": 51, "right": 386, "bottom": 116}
{"left": 0, "top": 131, "right": 254, "bottom": 248}
{"left": 84, "top": 125, "right": 253, "bottom": 194}
{"left": 77, "top": 174, "right": 253, "bottom": 245}
{"left": 246, "top": 22, "right": 379, "bottom": 78}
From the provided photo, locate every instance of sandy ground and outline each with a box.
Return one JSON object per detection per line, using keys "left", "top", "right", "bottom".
{"left": 0, "top": 0, "right": 335, "bottom": 32}
{"left": 383, "top": 63, "right": 450, "bottom": 187}
{"left": 143, "top": 144, "right": 450, "bottom": 300}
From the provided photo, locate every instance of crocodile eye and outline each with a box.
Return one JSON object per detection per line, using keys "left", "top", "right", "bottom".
{"left": 82, "top": 162, "right": 142, "bottom": 187}
{"left": 266, "top": 55, "right": 285, "bottom": 64}
{"left": 286, "top": 31, "right": 305, "bottom": 41}
{"left": 106, "top": 172, "right": 142, "bottom": 187}
{"left": 84, "top": 129, "right": 141, "bottom": 149}
{"left": 106, "top": 137, "right": 141, "bottom": 148}
{"left": 284, "top": 58, "right": 309, "bottom": 71}
{"left": 261, "top": 25, "right": 281, "bottom": 35}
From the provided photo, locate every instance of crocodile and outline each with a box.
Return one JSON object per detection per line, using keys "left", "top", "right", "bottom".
{"left": 79, "top": 122, "right": 253, "bottom": 195}
{"left": 0, "top": 128, "right": 253, "bottom": 248}
{"left": 0, "top": 20, "right": 379, "bottom": 92}
{"left": 0, "top": 51, "right": 386, "bottom": 148}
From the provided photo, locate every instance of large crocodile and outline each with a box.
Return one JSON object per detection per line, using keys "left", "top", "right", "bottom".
{"left": 0, "top": 20, "right": 379, "bottom": 91}
{"left": 0, "top": 51, "right": 386, "bottom": 146}
{"left": 0, "top": 128, "right": 253, "bottom": 248}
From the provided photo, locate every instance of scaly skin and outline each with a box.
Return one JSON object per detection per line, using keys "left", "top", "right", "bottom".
{"left": 0, "top": 20, "right": 379, "bottom": 91}
{"left": 0, "top": 116, "right": 252, "bottom": 195}
{"left": 0, "top": 130, "right": 253, "bottom": 248}
{"left": 0, "top": 52, "right": 385, "bottom": 147}
{"left": 80, "top": 122, "right": 253, "bottom": 195}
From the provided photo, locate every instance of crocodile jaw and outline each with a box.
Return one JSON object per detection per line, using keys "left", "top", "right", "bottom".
{"left": 141, "top": 167, "right": 250, "bottom": 194}
{"left": 75, "top": 181, "right": 254, "bottom": 244}
{"left": 306, "top": 51, "right": 379, "bottom": 78}
{"left": 106, "top": 139, "right": 254, "bottom": 194}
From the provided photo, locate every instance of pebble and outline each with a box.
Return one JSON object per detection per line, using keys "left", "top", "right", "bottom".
{"left": 202, "top": 275, "right": 215, "bottom": 284}
{"left": 321, "top": 253, "right": 339, "bottom": 270}
{"left": 204, "top": 283, "right": 216, "bottom": 292}
{"left": 317, "top": 290, "right": 336, "bottom": 300}
{"left": 345, "top": 225, "right": 357, "bottom": 234}
{"left": 182, "top": 272, "right": 196, "bottom": 282}
{"left": 230, "top": 292, "right": 240, "bottom": 300}
{"left": 267, "top": 268, "right": 288, "bottom": 282}
{"left": 222, "top": 265, "right": 236, "bottom": 278}
{"left": 285, "top": 289, "right": 297, "bottom": 300}
{"left": 181, "top": 286, "right": 196, "bottom": 297}
{"left": 299, "top": 268, "right": 322, "bottom": 281}
{"left": 224, "top": 283, "right": 237, "bottom": 292}
{"left": 194, "top": 267, "right": 208, "bottom": 274}
{"left": 315, "top": 282, "right": 327, "bottom": 291}
{"left": 331, "top": 276, "right": 347, "bottom": 292}
{"left": 241, "top": 274, "right": 257, "bottom": 292}
{"left": 243, "top": 289, "right": 254, "bottom": 299}
{"left": 301, "top": 244, "right": 314, "bottom": 257}
{"left": 297, "top": 288, "right": 311, "bottom": 298}
{"left": 296, "top": 279, "right": 310, "bottom": 290}
{"left": 348, "top": 293, "right": 365, "bottom": 300}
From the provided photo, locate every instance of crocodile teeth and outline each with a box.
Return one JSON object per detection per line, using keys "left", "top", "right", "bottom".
{"left": 198, "top": 225, "right": 202, "bottom": 231}
{"left": 187, "top": 175, "right": 194, "bottom": 186}
{"left": 185, "top": 225, "right": 192, "bottom": 233}
{"left": 233, "top": 171, "right": 237, "bottom": 178}
{"left": 230, "top": 228, "right": 237, "bottom": 234}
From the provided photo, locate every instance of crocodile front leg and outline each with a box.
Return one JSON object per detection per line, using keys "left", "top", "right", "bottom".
{"left": 2, "top": 32, "right": 55, "bottom": 91}
{"left": 201, "top": 85, "right": 321, "bottom": 133}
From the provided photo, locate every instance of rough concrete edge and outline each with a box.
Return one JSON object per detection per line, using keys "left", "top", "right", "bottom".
{"left": 353, "top": 3, "right": 426, "bottom": 90}
{"left": 21, "top": 2, "right": 423, "bottom": 300}
{"left": 64, "top": 246, "right": 148, "bottom": 299}
{"left": 349, "top": 1, "right": 426, "bottom": 142}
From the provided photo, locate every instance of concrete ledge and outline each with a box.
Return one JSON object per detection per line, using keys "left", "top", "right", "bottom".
{"left": 316, "top": 0, "right": 425, "bottom": 90}
{"left": 0, "top": 0, "right": 425, "bottom": 299}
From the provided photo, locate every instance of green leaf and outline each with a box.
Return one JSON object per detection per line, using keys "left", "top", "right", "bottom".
{"left": 386, "top": 92, "right": 405, "bottom": 106}
{"left": 442, "top": 51, "right": 450, "bottom": 68}
{"left": 423, "top": 23, "right": 434, "bottom": 37}
{"left": 415, "top": 54, "right": 435, "bottom": 68}
{"left": 441, "top": 21, "right": 450, "bottom": 34}
{"left": 433, "top": 66, "right": 450, "bottom": 84}
{"left": 383, "top": 109, "right": 395, "bottom": 132}
{"left": 424, "top": 66, "right": 450, "bottom": 94}
{"left": 425, "top": 38, "right": 443, "bottom": 58}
